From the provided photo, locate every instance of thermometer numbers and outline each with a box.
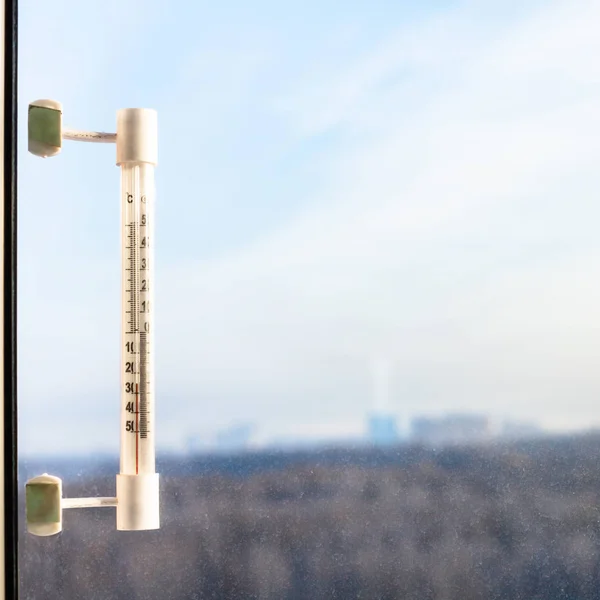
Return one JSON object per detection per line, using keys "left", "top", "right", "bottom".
{"left": 120, "top": 165, "right": 157, "bottom": 476}
{"left": 122, "top": 201, "right": 151, "bottom": 440}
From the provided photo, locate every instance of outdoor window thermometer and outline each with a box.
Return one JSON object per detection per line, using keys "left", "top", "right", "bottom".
{"left": 24, "top": 99, "right": 160, "bottom": 535}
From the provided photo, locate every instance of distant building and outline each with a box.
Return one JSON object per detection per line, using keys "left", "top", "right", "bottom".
{"left": 411, "top": 414, "right": 492, "bottom": 446}
{"left": 499, "top": 419, "right": 542, "bottom": 441}
{"left": 185, "top": 434, "right": 208, "bottom": 455}
{"left": 367, "top": 413, "right": 398, "bottom": 447}
{"left": 186, "top": 422, "right": 256, "bottom": 455}
{"left": 214, "top": 422, "right": 255, "bottom": 453}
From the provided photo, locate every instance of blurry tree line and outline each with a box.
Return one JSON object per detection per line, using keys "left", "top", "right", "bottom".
{"left": 19, "top": 434, "right": 600, "bottom": 599}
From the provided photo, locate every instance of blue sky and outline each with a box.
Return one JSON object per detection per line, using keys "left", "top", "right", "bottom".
{"left": 18, "top": 0, "right": 600, "bottom": 455}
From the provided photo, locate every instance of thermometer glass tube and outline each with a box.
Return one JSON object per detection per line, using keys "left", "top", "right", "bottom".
{"left": 116, "top": 108, "right": 159, "bottom": 531}
{"left": 120, "top": 161, "right": 155, "bottom": 476}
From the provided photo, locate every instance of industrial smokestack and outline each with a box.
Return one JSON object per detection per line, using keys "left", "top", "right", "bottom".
{"left": 371, "top": 356, "right": 391, "bottom": 414}
{"left": 367, "top": 356, "right": 398, "bottom": 446}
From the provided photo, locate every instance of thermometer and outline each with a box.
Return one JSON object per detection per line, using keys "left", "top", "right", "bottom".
{"left": 25, "top": 100, "right": 160, "bottom": 535}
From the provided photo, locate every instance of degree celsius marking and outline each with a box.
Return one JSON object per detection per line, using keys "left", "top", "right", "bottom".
{"left": 135, "top": 383, "right": 139, "bottom": 474}
{"left": 127, "top": 221, "right": 139, "bottom": 334}
{"left": 139, "top": 331, "right": 149, "bottom": 439}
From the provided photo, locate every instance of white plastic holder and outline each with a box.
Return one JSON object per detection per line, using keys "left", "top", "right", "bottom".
{"left": 24, "top": 473, "right": 160, "bottom": 535}
{"left": 26, "top": 99, "right": 161, "bottom": 535}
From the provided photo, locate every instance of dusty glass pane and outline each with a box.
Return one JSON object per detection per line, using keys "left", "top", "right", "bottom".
{"left": 17, "top": 0, "right": 600, "bottom": 598}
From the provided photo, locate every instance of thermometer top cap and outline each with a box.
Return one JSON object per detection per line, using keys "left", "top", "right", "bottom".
{"left": 116, "top": 108, "right": 158, "bottom": 167}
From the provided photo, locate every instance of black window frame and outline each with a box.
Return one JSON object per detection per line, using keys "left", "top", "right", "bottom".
{"left": 4, "top": 0, "right": 18, "bottom": 597}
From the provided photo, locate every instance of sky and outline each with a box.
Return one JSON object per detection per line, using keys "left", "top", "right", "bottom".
{"left": 17, "top": 0, "right": 600, "bottom": 456}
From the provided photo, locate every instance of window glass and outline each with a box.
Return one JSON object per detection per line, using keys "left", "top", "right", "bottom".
{"left": 18, "top": 0, "right": 600, "bottom": 598}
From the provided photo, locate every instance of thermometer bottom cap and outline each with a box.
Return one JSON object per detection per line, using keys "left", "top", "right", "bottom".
{"left": 116, "top": 473, "right": 160, "bottom": 531}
